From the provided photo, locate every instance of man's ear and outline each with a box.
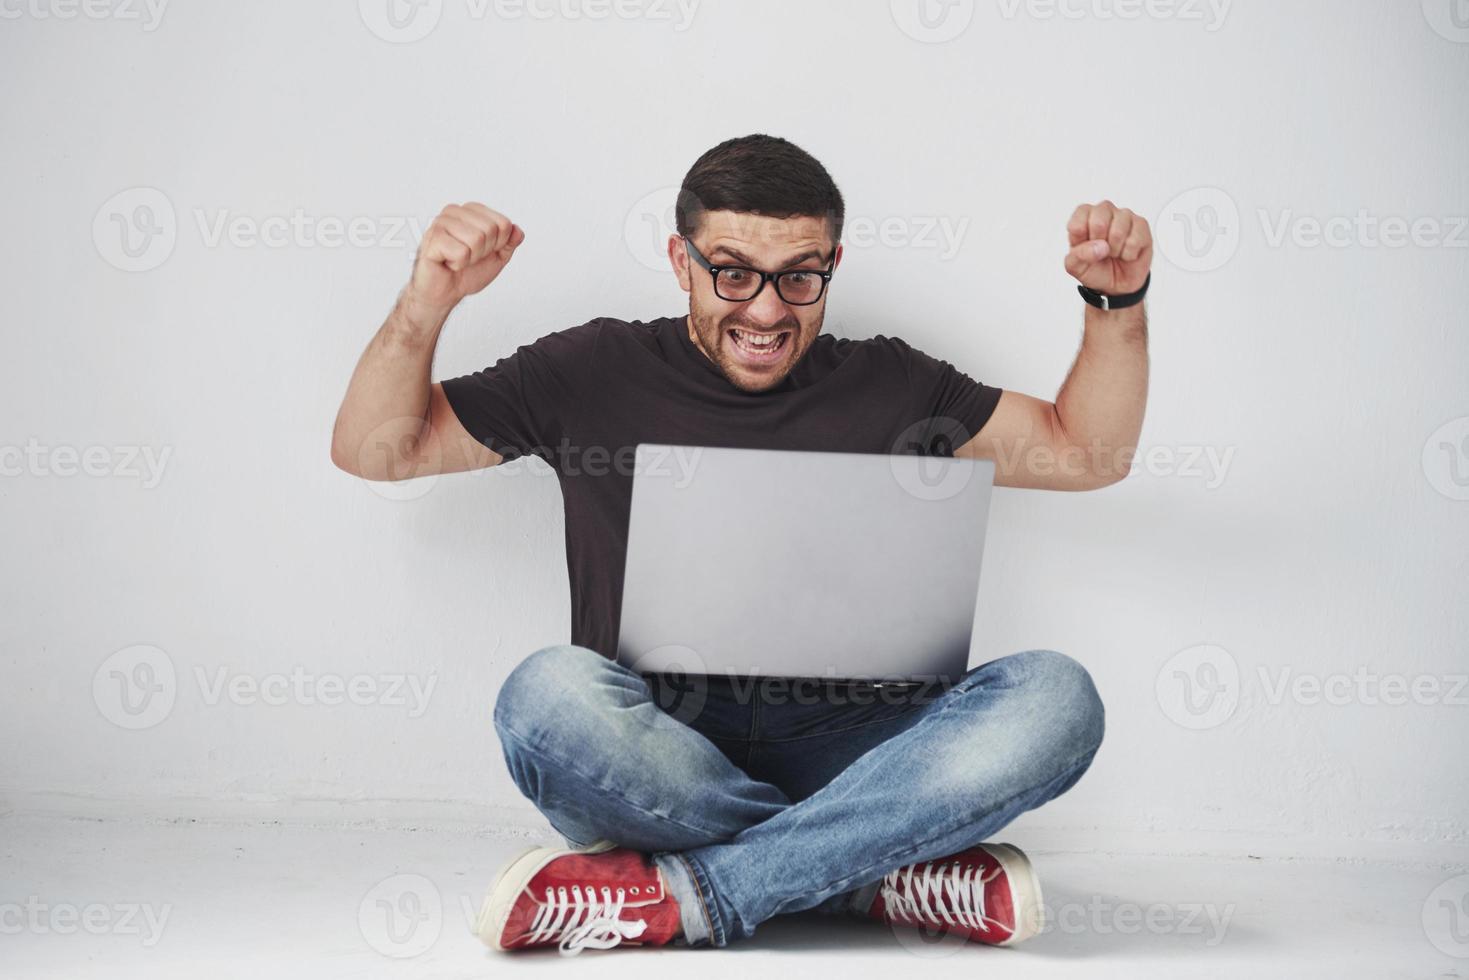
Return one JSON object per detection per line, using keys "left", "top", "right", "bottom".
{"left": 668, "top": 235, "right": 692, "bottom": 292}
{"left": 832, "top": 242, "right": 844, "bottom": 270}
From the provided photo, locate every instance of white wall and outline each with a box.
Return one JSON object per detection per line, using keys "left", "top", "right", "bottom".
{"left": 2, "top": 0, "right": 1466, "bottom": 859}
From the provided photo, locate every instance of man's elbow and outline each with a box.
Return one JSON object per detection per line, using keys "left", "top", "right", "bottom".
{"left": 330, "top": 418, "right": 417, "bottom": 481}
{"left": 329, "top": 422, "right": 367, "bottom": 477}
{"left": 329, "top": 430, "right": 395, "bottom": 480}
{"left": 332, "top": 448, "right": 412, "bottom": 482}
{"left": 330, "top": 440, "right": 364, "bottom": 477}
{"left": 1075, "top": 467, "right": 1129, "bottom": 491}
{"left": 331, "top": 437, "right": 437, "bottom": 483}
{"left": 1060, "top": 441, "right": 1134, "bottom": 491}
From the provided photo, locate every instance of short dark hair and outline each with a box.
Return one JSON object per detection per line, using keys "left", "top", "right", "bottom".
{"left": 675, "top": 134, "right": 845, "bottom": 245}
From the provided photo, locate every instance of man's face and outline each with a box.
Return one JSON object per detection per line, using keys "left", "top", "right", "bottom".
{"left": 670, "top": 210, "right": 842, "bottom": 393}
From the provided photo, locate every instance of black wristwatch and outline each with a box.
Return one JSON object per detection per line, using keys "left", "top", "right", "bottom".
{"left": 1078, "top": 271, "right": 1150, "bottom": 311}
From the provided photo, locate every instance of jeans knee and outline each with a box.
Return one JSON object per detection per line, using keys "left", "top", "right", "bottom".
{"left": 493, "top": 643, "right": 611, "bottom": 739}
{"left": 1009, "top": 648, "right": 1105, "bottom": 760}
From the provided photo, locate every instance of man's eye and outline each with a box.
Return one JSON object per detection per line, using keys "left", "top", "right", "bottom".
{"left": 784, "top": 272, "right": 814, "bottom": 286}
{"left": 723, "top": 269, "right": 754, "bottom": 283}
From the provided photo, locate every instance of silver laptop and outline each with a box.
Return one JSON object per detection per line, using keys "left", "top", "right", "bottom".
{"left": 616, "top": 444, "right": 995, "bottom": 684}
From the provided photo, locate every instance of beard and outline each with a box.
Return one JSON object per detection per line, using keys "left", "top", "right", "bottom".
{"left": 687, "top": 299, "right": 822, "bottom": 393}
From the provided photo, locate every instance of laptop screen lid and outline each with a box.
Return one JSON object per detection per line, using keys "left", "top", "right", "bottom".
{"left": 616, "top": 444, "right": 994, "bottom": 683}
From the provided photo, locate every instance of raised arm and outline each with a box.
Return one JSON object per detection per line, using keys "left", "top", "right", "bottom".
{"left": 331, "top": 202, "right": 525, "bottom": 481}
{"left": 958, "top": 200, "right": 1151, "bottom": 491}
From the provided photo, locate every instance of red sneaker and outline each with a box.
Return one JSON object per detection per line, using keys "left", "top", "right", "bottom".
{"left": 475, "top": 841, "right": 683, "bottom": 955}
{"left": 869, "top": 842, "right": 1043, "bottom": 946}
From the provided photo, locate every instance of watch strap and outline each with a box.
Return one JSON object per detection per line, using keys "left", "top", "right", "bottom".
{"left": 1078, "top": 271, "right": 1151, "bottom": 310}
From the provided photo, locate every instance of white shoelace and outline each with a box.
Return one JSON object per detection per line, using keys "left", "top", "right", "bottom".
{"left": 879, "top": 861, "right": 1006, "bottom": 935}
{"left": 527, "top": 884, "right": 649, "bottom": 955}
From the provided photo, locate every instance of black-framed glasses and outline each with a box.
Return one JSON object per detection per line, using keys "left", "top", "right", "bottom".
{"left": 682, "top": 237, "right": 836, "bottom": 306}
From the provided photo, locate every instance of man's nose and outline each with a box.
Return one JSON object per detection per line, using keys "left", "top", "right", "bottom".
{"left": 746, "top": 280, "right": 791, "bottom": 327}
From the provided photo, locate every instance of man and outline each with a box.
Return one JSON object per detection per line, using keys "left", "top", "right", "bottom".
{"left": 331, "top": 134, "right": 1150, "bottom": 955}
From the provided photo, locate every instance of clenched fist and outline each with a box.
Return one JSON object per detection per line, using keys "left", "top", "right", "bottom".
{"left": 406, "top": 202, "right": 525, "bottom": 317}
{"left": 1063, "top": 200, "right": 1152, "bottom": 296}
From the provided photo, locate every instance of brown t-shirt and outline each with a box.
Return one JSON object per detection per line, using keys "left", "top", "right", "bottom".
{"left": 440, "top": 314, "right": 1002, "bottom": 659}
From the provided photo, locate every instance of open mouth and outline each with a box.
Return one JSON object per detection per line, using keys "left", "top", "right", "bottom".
{"left": 726, "top": 327, "right": 791, "bottom": 363}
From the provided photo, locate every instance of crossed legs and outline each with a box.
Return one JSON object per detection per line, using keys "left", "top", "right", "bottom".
{"left": 492, "top": 643, "right": 1104, "bottom": 945}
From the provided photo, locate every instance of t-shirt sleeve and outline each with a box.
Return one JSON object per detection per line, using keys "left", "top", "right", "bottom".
{"left": 438, "top": 319, "right": 603, "bottom": 465}
{"left": 894, "top": 337, "right": 1004, "bottom": 456}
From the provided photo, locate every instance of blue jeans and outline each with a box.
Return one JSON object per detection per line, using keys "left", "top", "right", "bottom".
{"left": 492, "top": 644, "right": 1104, "bottom": 947}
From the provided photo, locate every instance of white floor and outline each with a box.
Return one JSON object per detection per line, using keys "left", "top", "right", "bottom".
{"left": 2, "top": 814, "right": 1466, "bottom": 979}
